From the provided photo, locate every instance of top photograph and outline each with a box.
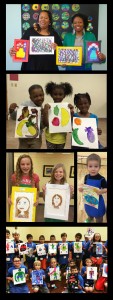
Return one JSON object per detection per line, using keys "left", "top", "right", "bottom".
{"left": 6, "top": 4, "right": 107, "bottom": 71}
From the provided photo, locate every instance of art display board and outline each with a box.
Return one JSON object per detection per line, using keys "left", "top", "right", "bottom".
{"left": 102, "top": 264, "right": 108, "bottom": 277}
{"left": 36, "top": 244, "right": 46, "bottom": 256}
{"left": 87, "top": 267, "right": 97, "bottom": 280}
{"left": 32, "top": 270, "right": 43, "bottom": 285}
{"left": 82, "top": 184, "right": 99, "bottom": 209}
{"left": 6, "top": 239, "right": 14, "bottom": 254}
{"left": 44, "top": 183, "right": 70, "bottom": 220}
{"left": 74, "top": 241, "right": 82, "bottom": 253}
{"left": 29, "top": 36, "right": 54, "bottom": 54}
{"left": 48, "top": 243, "right": 57, "bottom": 254}
{"left": 72, "top": 117, "right": 98, "bottom": 148}
{"left": 13, "top": 39, "right": 29, "bottom": 62}
{"left": 49, "top": 266, "right": 60, "bottom": 281}
{"left": 49, "top": 103, "right": 72, "bottom": 133}
{"left": 60, "top": 242, "right": 68, "bottom": 255}
{"left": 56, "top": 46, "right": 82, "bottom": 65}
{"left": 85, "top": 41, "right": 101, "bottom": 63}
{"left": 10, "top": 186, "right": 37, "bottom": 222}
{"left": 13, "top": 268, "right": 26, "bottom": 285}
{"left": 15, "top": 106, "right": 41, "bottom": 138}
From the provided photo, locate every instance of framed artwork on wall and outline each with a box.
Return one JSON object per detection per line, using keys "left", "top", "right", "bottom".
{"left": 43, "top": 165, "right": 54, "bottom": 177}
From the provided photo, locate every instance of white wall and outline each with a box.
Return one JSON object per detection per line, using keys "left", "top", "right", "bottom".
{"left": 7, "top": 74, "right": 107, "bottom": 117}
{"left": 6, "top": 4, "right": 107, "bottom": 71}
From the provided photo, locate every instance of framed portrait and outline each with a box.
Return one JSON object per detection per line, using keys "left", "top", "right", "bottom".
{"left": 9, "top": 186, "right": 37, "bottom": 222}
{"left": 29, "top": 36, "right": 54, "bottom": 54}
{"left": 72, "top": 117, "right": 98, "bottom": 148}
{"left": 15, "top": 106, "right": 41, "bottom": 138}
{"left": 13, "top": 268, "right": 26, "bottom": 285}
{"left": 43, "top": 165, "right": 54, "bottom": 177}
{"left": 44, "top": 183, "right": 70, "bottom": 221}
{"left": 70, "top": 166, "right": 74, "bottom": 178}
{"left": 13, "top": 39, "right": 29, "bottom": 62}
{"left": 49, "top": 102, "right": 72, "bottom": 133}
{"left": 85, "top": 40, "right": 101, "bottom": 63}
{"left": 56, "top": 46, "right": 82, "bottom": 66}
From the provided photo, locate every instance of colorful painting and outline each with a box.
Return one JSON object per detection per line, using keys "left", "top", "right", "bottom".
{"left": 85, "top": 227, "right": 95, "bottom": 240}
{"left": 87, "top": 267, "right": 97, "bottom": 280}
{"left": 96, "top": 242, "right": 103, "bottom": 255}
{"left": 56, "top": 46, "right": 82, "bottom": 66}
{"left": 18, "top": 243, "right": 32, "bottom": 255}
{"left": 68, "top": 273, "right": 78, "bottom": 290}
{"left": 6, "top": 239, "right": 14, "bottom": 254}
{"left": 9, "top": 186, "right": 37, "bottom": 222}
{"left": 82, "top": 184, "right": 99, "bottom": 209}
{"left": 60, "top": 242, "right": 68, "bottom": 255}
{"left": 15, "top": 106, "right": 41, "bottom": 138}
{"left": 44, "top": 183, "right": 70, "bottom": 221}
{"left": 13, "top": 268, "right": 26, "bottom": 285}
{"left": 74, "top": 242, "right": 82, "bottom": 253}
{"left": 48, "top": 243, "right": 57, "bottom": 254}
{"left": 86, "top": 41, "right": 101, "bottom": 63}
{"left": 43, "top": 165, "right": 54, "bottom": 177}
{"left": 29, "top": 36, "right": 54, "bottom": 54}
{"left": 36, "top": 244, "right": 46, "bottom": 256}
{"left": 102, "top": 264, "right": 108, "bottom": 277}
{"left": 50, "top": 266, "right": 60, "bottom": 281}
{"left": 32, "top": 270, "right": 43, "bottom": 285}
{"left": 13, "top": 39, "right": 29, "bottom": 62}
{"left": 49, "top": 103, "right": 72, "bottom": 133}
{"left": 72, "top": 117, "right": 98, "bottom": 148}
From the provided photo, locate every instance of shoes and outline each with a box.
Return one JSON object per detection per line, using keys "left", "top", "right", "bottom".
{"left": 84, "top": 218, "right": 94, "bottom": 223}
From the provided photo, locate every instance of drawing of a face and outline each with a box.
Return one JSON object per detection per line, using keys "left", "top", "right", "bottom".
{"left": 52, "top": 194, "right": 62, "bottom": 208}
{"left": 16, "top": 197, "right": 30, "bottom": 215}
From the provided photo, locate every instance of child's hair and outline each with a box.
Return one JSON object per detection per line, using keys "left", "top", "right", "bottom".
{"left": 15, "top": 196, "right": 30, "bottom": 218}
{"left": 26, "top": 234, "right": 33, "bottom": 239}
{"left": 13, "top": 255, "right": 21, "bottom": 261}
{"left": 74, "top": 92, "right": 91, "bottom": 107}
{"left": 61, "top": 233, "right": 67, "bottom": 238}
{"left": 71, "top": 265, "right": 78, "bottom": 271}
{"left": 85, "top": 258, "right": 92, "bottom": 264}
{"left": 50, "top": 163, "right": 67, "bottom": 184}
{"left": 87, "top": 153, "right": 101, "bottom": 167}
{"left": 92, "top": 233, "right": 101, "bottom": 242}
{"left": 28, "top": 84, "right": 44, "bottom": 95}
{"left": 71, "top": 13, "right": 88, "bottom": 31}
{"left": 45, "top": 81, "right": 73, "bottom": 97}
{"left": 75, "top": 233, "right": 82, "bottom": 239}
{"left": 33, "top": 260, "right": 41, "bottom": 267}
{"left": 15, "top": 154, "right": 34, "bottom": 186}
{"left": 50, "top": 235, "right": 56, "bottom": 239}
{"left": 39, "top": 235, "right": 45, "bottom": 240}
{"left": 6, "top": 229, "right": 10, "bottom": 234}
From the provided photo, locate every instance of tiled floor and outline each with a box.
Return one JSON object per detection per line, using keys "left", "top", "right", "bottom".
{"left": 6, "top": 118, "right": 107, "bottom": 149}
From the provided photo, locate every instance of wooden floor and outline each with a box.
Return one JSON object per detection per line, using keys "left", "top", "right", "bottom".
{"left": 6, "top": 118, "right": 107, "bottom": 149}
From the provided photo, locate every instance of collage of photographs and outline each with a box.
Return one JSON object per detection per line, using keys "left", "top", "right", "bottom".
{"left": 6, "top": 3, "right": 108, "bottom": 295}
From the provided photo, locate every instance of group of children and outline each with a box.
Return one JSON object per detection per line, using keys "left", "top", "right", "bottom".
{"left": 9, "top": 81, "right": 105, "bottom": 149}
{"left": 6, "top": 230, "right": 108, "bottom": 293}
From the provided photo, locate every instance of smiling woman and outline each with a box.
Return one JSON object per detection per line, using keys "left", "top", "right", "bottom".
{"left": 9, "top": 10, "right": 62, "bottom": 71}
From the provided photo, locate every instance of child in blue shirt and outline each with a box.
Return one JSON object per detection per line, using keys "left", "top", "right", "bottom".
{"left": 47, "top": 235, "right": 58, "bottom": 265}
{"left": 71, "top": 233, "right": 83, "bottom": 270}
{"left": 57, "top": 233, "right": 71, "bottom": 270}
{"left": 36, "top": 235, "right": 48, "bottom": 270}
{"left": 30, "top": 260, "right": 49, "bottom": 293}
{"left": 25, "top": 234, "right": 36, "bottom": 276}
{"left": 82, "top": 234, "right": 91, "bottom": 265}
{"left": 6, "top": 255, "right": 29, "bottom": 293}
{"left": 62, "top": 265, "right": 84, "bottom": 293}
{"left": 81, "top": 258, "right": 94, "bottom": 293}
{"left": 46, "top": 257, "right": 61, "bottom": 289}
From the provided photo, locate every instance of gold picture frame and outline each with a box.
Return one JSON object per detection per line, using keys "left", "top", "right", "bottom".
{"left": 56, "top": 46, "right": 82, "bottom": 66}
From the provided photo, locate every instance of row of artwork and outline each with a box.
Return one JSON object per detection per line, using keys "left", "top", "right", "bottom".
{"left": 15, "top": 105, "right": 99, "bottom": 149}
{"left": 13, "top": 38, "right": 101, "bottom": 65}
{"left": 9, "top": 184, "right": 99, "bottom": 222}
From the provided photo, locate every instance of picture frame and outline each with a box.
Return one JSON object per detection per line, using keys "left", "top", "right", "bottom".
{"left": 9, "top": 186, "right": 37, "bottom": 222}
{"left": 85, "top": 40, "right": 101, "bottom": 63}
{"left": 15, "top": 106, "right": 41, "bottom": 139}
{"left": 29, "top": 36, "right": 54, "bottom": 55}
{"left": 13, "top": 39, "right": 29, "bottom": 62}
{"left": 44, "top": 183, "right": 70, "bottom": 221}
{"left": 70, "top": 166, "right": 74, "bottom": 178}
{"left": 43, "top": 165, "right": 54, "bottom": 177}
{"left": 56, "top": 46, "right": 82, "bottom": 66}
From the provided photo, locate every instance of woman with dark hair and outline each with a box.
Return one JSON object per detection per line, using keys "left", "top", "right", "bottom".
{"left": 63, "top": 13, "right": 106, "bottom": 70}
{"left": 9, "top": 10, "right": 62, "bottom": 71}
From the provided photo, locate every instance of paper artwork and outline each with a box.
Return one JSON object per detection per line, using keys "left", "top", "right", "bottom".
{"left": 49, "top": 103, "right": 72, "bottom": 133}
{"left": 74, "top": 242, "right": 82, "bottom": 253}
{"left": 86, "top": 41, "right": 101, "bottom": 63}
{"left": 13, "top": 39, "right": 29, "bottom": 62}
{"left": 32, "top": 270, "right": 43, "bottom": 285}
{"left": 48, "top": 243, "right": 57, "bottom": 254}
{"left": 36, "top": 244, "right": 46, "bottom": 256}
{"left": 72, "top": 117, "right": 98, "bottom": 148}
{"left": 15, "top": 106, "right": 41, "bottom": 138}
{"left": 29, "top": 36, "right": 54, "bottom": 54}
{"left": 96, "top": 242, "right": 103, "bottom": 255}
{"left": 87, "top": 267, "right": 97, "bottom": 280}
{"left": 50, "top": 266, "right": 60, "bottom": 281}
{"left": 60, "top": 242, "right": 68, "bottom": 255}
{"left": 102, "top": 264, "right": 108, "bottom": 277}
{"left": 82, "top": 184, "right": 99, "bottom": 209}
{"left": 13, "top": 268, "right": 26, "bottom": 285}
{"left": 6, "top": 239, "right": 14, "bottom": 254}
{"left": 56, "top": 46, "right": 82, "bottom": 65}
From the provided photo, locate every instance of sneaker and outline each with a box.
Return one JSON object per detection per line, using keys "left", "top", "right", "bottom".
{"left": 84, "top": 218, "right": 94, "bottom": 223}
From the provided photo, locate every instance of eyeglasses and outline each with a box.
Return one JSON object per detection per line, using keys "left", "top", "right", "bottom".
{"left": 14, "top": 260, "right": 20, "bottom": 262}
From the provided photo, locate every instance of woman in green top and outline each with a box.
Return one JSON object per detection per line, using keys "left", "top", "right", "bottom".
{"left": 63, "top": 13, "right": 106, "bottom": 71}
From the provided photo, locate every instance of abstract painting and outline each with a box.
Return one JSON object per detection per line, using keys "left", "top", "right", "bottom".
{"left": 82, "top": 184, "right": 99, "bottom": 209}
{"left": 9, "top": 186, "right": 37, "bottom": 222}
{"left": 49, "top": 103, "right": 72, "bottom": 133}
{"left": 86, "top": 41, "right": 101, "bottom": 63}
{"left": 72, "top": 117, "right": 98, "bottom": 148}
{"left": 15, "top": 106, "right": 41, "bottom": 138}
{"left": 13, "top": 39, "right": 29, "bottom": 62}
{"left": 56, "top": 46, "right": 82, "bottom": 65}
{"left": 44, "top": 183, "right": 70, "bottom": 220}
{"left": 29, "top": 36, "right": 54, "bottom": 54}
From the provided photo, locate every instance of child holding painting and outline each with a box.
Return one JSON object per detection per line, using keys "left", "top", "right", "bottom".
{"left": 36, "top": 235, "right": 48, "bottom": 270}
{"left": 46, "top": 257, "right": 61, "bottom": 289}
{"left": 9, "top": 84, "right": 45, "bottom": 149}
{"left": 42, "top": 163, "right": 74, "bottom": 222}
{"left": 8, "top": 154, "right": 39, "bottom": 208}
{"left": 30, "top": 260, "right": 49, "bottom": 293}
{"left": 43, "top": 81, "right": 74, "bottom": 149}
{"left": 81, "top": 258, "right": 95, "bottom": 293}
{"left": 78, "top": 153, "right": 107, "bottom": 223}
{"left": 57, "top": 233, "right": 72, "bottom": 271}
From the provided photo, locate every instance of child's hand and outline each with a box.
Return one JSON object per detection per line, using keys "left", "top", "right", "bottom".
{"left": 96, "top": 189, "right": 103, "bottom": 195}
{"left": 34, "top": 198, "right": 39, "bottom": 206}
{"left": 69, "top": 185, "right": 74, "bottom": 195}
{"left": 9, "top": 46, "right": 16, "bottom": 57}
{"left": 51, "top": 42, "right": 58, "bottom": 50}
{"left": 44, "top": 104, "right": 51, "bottom": 111}
{"left": 78, "top": 186, "right": 83, "bottom": 192}
{"left": 9, "top": 103, "right": 18, "bottom": 113}
{"left": 97, "top": 128, "right": 102, "bottom": 135}
{"left": 8, "top": 197, "right": 12, "bottom": 205}
{"left": 97, "top": 52, "right": 106, "bottom": 61}
{"left": 42, "top": 185, "right": 46, "bottom": 193}
{"left": 68, "top": 104, "right": 74, "bottom": 113}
